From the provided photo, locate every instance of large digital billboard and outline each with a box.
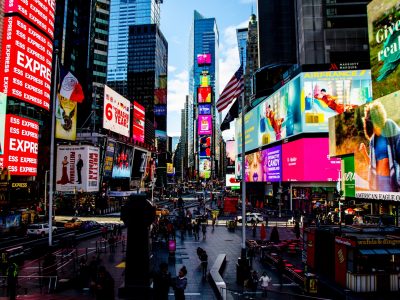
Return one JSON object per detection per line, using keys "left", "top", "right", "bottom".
{"left": 199, "top": 135, "right": 211, "bottom": 157}
{"left": 0, "top": 93, "right": 6, "bottom": 155}
{"left": 133, "top": 101, "right": 145, "bottom": 143}
{"left": 56, "top": 145, "right": 100, "bottom": 192}
{"left": 302, "top": 70, "right": 372, "bottom": 132}
{"left": 198, "top": 104, "right": 211, "bottom": 115}
{"left": 0, "top": 16, "right": 53, "bottom": 110}
{"left": 103, "top": 85, "right": 130, "bottom": 137}
{"left": 200, "top": 74, "right": 210, "bottom": 87}
{"left": 103, "top": 140, "right": 115, "bottom": 178}
{"left": 198, "top": 115, "right": 212, "bottom": 135}
{"left": 4, "top": 0, "right": 56, "bottom": 39}
{"left": 199, "top": 158, "right": 211, "bottom": 179}
{"left": 226, "top": 140, "right": 236, "bottom": 174}
{"left": 197, "top": 54, "right": 211, "bottom": 65}
{"left": 245, "top": 145, "right": 282, "bottom": 183}
{"left": 368, "top": 0, "right": 400, "bottom": 99}
{"left": 330, "top": 94, "right": 400, "bottom": 200}
{"left": 282, "top": 138, "right": 340, "bottom": 182}
{"left": 0, "top": 115, "right": 39, "bottom": 176}
{"left": 226, "top": 174, "right": 240, "bottom": 188}
{"left": 198, "top": 87, "right": 212, "bottom": 103}
{"left": 112, "top": 143, "right": 134, "bottom": 178}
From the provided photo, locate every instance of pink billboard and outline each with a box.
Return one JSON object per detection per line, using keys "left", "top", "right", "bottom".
{"left": 282, "top": 138, "right": 340, "bottom": 182}
{"left": 197, "top": 54, "right": 212, "bottom": 65}
{"left": 198, "top": 115, "right": 212, "bottom": 135}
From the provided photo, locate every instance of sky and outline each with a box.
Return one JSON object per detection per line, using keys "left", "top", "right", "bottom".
{"left": 160, "top": 0, "right": 256, "bottom": 140}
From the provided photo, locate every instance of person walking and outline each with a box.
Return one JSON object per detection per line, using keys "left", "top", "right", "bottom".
{"left": 200, "top": 250, "right": 208, "bottom": 278}
{"left": 94, "top": 266, "right": 115, "bottom": 300}
{"left": 173, "top": 266, "right": 187, "bottom": 300}
{"left": 201, "top": 222, "right": 207, "bottom": 240}
{"left": 6, "top": 261, "right": 18, "bottom": 300}
{"left": 193, "top": 221, "right": 200, "bottom": 241}
{"left": 277, "top": 256, "right": 285, "bottom": 290}
{"left": 259, "top": 271, "right": 271, "bottom": 297}
{"left": 248, "top": 270, "right": 259, "bottom": 293}
{"left": 153, "top": 262, "right": 171, "bottom": 300}
{"left": 294, "top": 221, "right": 301, "bottom": 239}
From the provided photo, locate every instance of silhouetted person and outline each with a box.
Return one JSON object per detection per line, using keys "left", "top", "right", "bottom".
{"left": 153, "top": 262, "right": 171, "bottom": 300}
{"left": 270, "top": 226, "right": 280, "bottom": 243}
{"left": 7, "top": 261, "right": 18, "bottom": 300}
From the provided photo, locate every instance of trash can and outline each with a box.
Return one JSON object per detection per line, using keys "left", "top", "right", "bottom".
{"left": 304, "top": 272, "right": 318, "bottom": 294}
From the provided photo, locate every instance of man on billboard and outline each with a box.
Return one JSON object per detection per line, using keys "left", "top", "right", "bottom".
{"left": 76, "top": 154, "right": 84, "bottom": 184}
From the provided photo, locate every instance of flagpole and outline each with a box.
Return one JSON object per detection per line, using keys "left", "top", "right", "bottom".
{"left": 240, "top": 49, "right": 246, "bottom": 259}
{"left": 48, "top": 50, "right": 59, "bottom": 247}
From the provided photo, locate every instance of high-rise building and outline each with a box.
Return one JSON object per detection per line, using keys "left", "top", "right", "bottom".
{"left": 245, "top": 14, "right": 259, "bottom": 102}
{"left": 107, "top": 0, "right": 162, "bottom": 95}
{"left": 188, "top": 10, "right": 220, "bottom": 179}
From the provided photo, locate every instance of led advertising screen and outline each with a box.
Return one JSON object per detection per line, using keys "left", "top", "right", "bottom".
{"left": 282, "top": 138, "right": 340, "bottom": 182}
{"left": 368, "top": 0, "right": 400, "bottom": 99}
{"left": 245, "top": 145, "right": 282, "bottom": 183}
{"left": 0, "top": 16, "right": 53, "bottom": 110}
{"left": 197, "top": 54, "right": 212, "bottom": 65}
{"left": 200, "top": 74, "right": 210, "bottom": 87}
{"left": 133, "top": 101, "right": 145, "bottom": 143}
{"left": 55, "top": 95, "right": 77, "bottom": 141}
{"left": 103, "top": 85, "right": 130, "bottom": 137}
{"left": 167, "top": 163, "right": 174, "bottom": 175}
{"left": 330, "top": 94, "right": 400, "bottom": 200}
{"left": 341, "top": 156, "right": 355, "bottom": 198}
{"left": 302, "top": 70, "right": 372, "bottom": 132}
{"left": 0, "top": 115, "right": 39, "bottom": 176}
{"left": 199, "top": 158, "right": 211, "bottom": 179}
{"left": 112, "top": 143, "right": 134, "bottom": 178}
{"left": 131, "top": 149, "right": 148, "bottom": 178}
{"left": 154, "top": 88, "right": 167, "bottom": 105}
{"left": 226, "top": 140, "right": 236, "bottom": 174}
{"left": 154, "top": 105, "right": 167, "bottom": 116}
{"left": 198, "top": 104, "right": 211, "bottom": 115}
{"left": 56, "top": 145, "right": 100, "bottom": 192}
{"left": 226, "top": 174, "right": 240, "bottom": 188}
{"left": 198, "top": 115, "right": 212, "bottom": 135}
{"left": 235, "top": 156, "right": 242, "bottom": 180}
{"left": 235, "top": 107, "right": 261, "bottom": 153}
{"left": 103, "top": 140, "right": 116, "bottom": 178}
{"left": 198, "top": 87, "right": 212, "bottom": 103}
{"left": 199, "top": 135, "right": 211, "bottom": 157}
{"left": 0, "top": 93, "right": 6, "bottom": 155}
{"left": 4, "top": 0, "right": 56, "bottom": 39}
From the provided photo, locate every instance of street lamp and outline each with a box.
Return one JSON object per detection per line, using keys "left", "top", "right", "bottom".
{"left": 44, "top": 170, "right": 49, "bottom": 216}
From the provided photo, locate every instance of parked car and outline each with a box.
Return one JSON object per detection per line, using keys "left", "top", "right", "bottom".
{"left": 64, "top": 218, "right": 83, "bottom": 229}
{"left": 237, "top": 212, "right": 264, "bottom": 224}
{"left": 27, "top": 223, "right": 57, "bottom": 237}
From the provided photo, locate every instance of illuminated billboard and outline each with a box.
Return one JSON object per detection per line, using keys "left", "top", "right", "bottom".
{"left": 198, "top": 104, "right": 211, "bottom": 115}
{"left": 330, "top": 93, "right": 400, "bottom": 200}
{"left": 112, "top": 143, "right": 134, "bottom": 178}
{"left": 0, "top": 16, "right": 53, "bottom": 110}
{"left": 198, "top": 115, "right": 212, "bottom": 135}
{"left": 198, "top": 87, "right": 212, "bottom": 103}
{"left": 154, "top": 105, "right": 167, "bottom": 116}
{"left": 282, "top": 138, "right": 340, "bottom": 182}
{"left": 103, "top": 85, "right": 130, "bottom": 137}
{"left": 0, "top": 94, "right": 6, "bottom": 155}
{"left": 55, "top": 95, "right": 77, "bottom": 141}
{"left": 56, "top": 145, "right": 100, "bottom": 192}
{"left": 200, "top": 74, "right": 210, "bottom": 87}
{"left": 133, "top": 101, "right": 145, "bottom": 143}
{"left": 199, "top": 158, "right": 211, "bottom": 179}
{"left": 245, "top": 145, "right": 282, "bottom": 183}
{"left": 368, "top": 0, "right": 400, "bottom": 99}
{"left": 167, "top": 163, "right": 174, "bottom": 175}
{"left": 0, "top": 115, "right": 39, "bottom": 176}
{"left": 226, "top": 140, "right": 236, "bottom": 174}
{"left": 103, "top": 140, "right": 115, "bottom": 178}
{"left": 197, "top": 54, "right": 211, "bottom": 65}
{"left": 226, "top": 174, "right": 240, "bottom": 188}
{"left": 199, "top": 135, "right": 211, "bottom": 157}
{"left": 154, "top": 88, "right": 167, "bottom": 105}
{"left": 4, "top": 0, "right": 56, "bottom": 39}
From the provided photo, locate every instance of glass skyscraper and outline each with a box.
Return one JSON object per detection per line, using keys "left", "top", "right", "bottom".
{"left": 107, "top": 0, "right": 162, "bottom": 95}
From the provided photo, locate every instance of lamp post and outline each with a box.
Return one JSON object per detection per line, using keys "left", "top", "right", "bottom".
{"left": 44, "top": 170, "right": 49, "bottom": 216}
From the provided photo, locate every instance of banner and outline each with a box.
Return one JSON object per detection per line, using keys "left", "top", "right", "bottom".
{"left": 112, "top": 143, "right": 134, "bottom": 178}
{"left": 56, "top": 145, "right": 100, "bottom": 192}
{"left": 0, "top": 93, "right": 6, "bottom": 155}
{"left": 103, "top": 140, "right": 116, "bottom": 178}
{"left": 133, "top": 101, "right": 145, "bottom": 143}
{"left": 103, "top": 85, "right": 130, "bottom": 137}
{"left": 55, "top": 95, "right": 77, "bottom": 140}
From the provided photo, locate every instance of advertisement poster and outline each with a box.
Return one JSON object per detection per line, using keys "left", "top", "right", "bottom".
{"left": 368, "top": 0, "right": 400, "bottom": 99}
{"left": 197, "top": 54, "right": 211, "bottom": 65}
{"left": 56, "top": 145, "right": 100, "bottom": 192}
{"left": 199, "top": 135, "right": 211, "bottom": 157}
{"left": 103, "top": 85, "right": 130, "bottom": 137}
{"left": 0, "top": 16, "right": 53, "bottom": 110}
{"left": 133, "top": 101, "right": 145, "bottom": 143}
{"left": 226, "top": 140, "right": 236, "bottom": 174}
{"left": 282, "top": 138, "right": 340, "bottom": 182}
{"left": 245, "top": 152, "right": 262, "bottom": 182}
{"left": 198, "top": 115, "right": 212, "bottom": 135}
{"left": 55, "top": 95, "right": 77, "bottom": 140}
{"left": 198, "top": 104, "right": 211, "bottom": 115}
{"left": 103, "top": 140, "right": 116, "bottom": 178}
{"left": 198, "top": 87, "right": 212, "bottom": 103}
{"left": 235, "top": 156, "right": 242, "bottom": 180}
{"left": 167, "top": 163, "right": 174, "bottom": 175}
{"left": 226, "top": 174, "right": 240, "bottom": 187}
{"left": 199, "top": 158, "right": 211, "bottom": 179}
{"left": 302, "top": 70, "right": 372, "bottom": 132}
{"left": 0, "top": 93, "right": 6, "bottom": 155}
{"left": 132, "top": 149, "right": 148, "bottom": 178}
{"left": 200, "top": 74, "right": 210, "bottom": 87}
{"left": 1, "top": 115, "right": 39, "bottom": 176}
{"left": 236, "top": 108, "right": 259, "bottom": 153}
{"left": 332, "top": 95, "right": 400, "bottom": 200}
{"left": 112, "top": 143, "right": 134, "bottom": 178}
{"left": 341, "top": 156, "right": 355, "bottom": 198}
{"left": 263, "top": 145, "right": 282, "bottom": 182}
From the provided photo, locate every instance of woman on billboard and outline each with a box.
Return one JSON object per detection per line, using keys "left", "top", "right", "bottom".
{"left": 57, "top": 156, "right": 71, "bottom": 185}
{"left": 359, "top": 101, "right": 400, "bottom": 192}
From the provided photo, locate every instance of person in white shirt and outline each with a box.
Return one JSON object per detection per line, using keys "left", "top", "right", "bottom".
{"left": 259, "top": 271, "right": 271, "bottom": 297}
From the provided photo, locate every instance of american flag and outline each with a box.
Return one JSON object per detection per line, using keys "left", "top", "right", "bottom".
{"left": 216, "top": 65, "right": 244, "bottom": 113}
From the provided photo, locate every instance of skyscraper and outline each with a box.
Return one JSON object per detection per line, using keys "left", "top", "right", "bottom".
{"left": 188, "top": 10, "right": 220, "bottom": 179}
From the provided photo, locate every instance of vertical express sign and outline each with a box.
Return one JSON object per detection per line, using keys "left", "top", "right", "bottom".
{"left": 0, "top": 16, "right": 53, "bottom": 110}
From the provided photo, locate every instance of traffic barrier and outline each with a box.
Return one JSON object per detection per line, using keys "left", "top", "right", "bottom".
{"left": 209, "top": 253, "right": 227, "bottom": 300}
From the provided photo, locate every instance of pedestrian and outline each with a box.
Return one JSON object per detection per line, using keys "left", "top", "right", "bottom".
{"left": 259, "top": 271, "right": 271, "bottom": 297}
{"left": 277, "top": 256, "right": 285, "bottom": 289}
{"left": 173, "top": 266, "right": 187, "bottom": 300}
{"left": 193, "top": 221, "right": 199, "bottom": 241}
{"left": 248, "top": 270, "right": 259, "bottom": 293}
{"left": 101, "top": 226, "right": 108, "bottom": 239}
{"left": 270, "top": 226, "right": 280, "bottom": 243}
{"left": 201, "top": 222, "right": 207, "bottom": 240}
{"left": 117, "top": 224, "right": 122, "bottom": 237}
{"left": 200, "top": 250, "right": 208, "bottom": 278}
{"left": 94, "top": 266, "right": 115, "bottom": 300}
{"left": 153, "top": 262, "right": 171, "bottom": 300}
{"left": 6, "top": 261, "right": 18, "bottom": 300}
{"left": 252, "top": 221, "right": 257, "bottom": 238}
{"left": 294, "top": 221, "right": 301, "bottom": 239}
{"left": 108, "top": 235, "right": 115, "bottom": 253}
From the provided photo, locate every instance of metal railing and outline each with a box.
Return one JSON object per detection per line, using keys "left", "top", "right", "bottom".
{"left": 221, "top": 287, "right": 333, "bottom": 300}
{"left": 0, "top": 275, "right": 58, "bottom": 296}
